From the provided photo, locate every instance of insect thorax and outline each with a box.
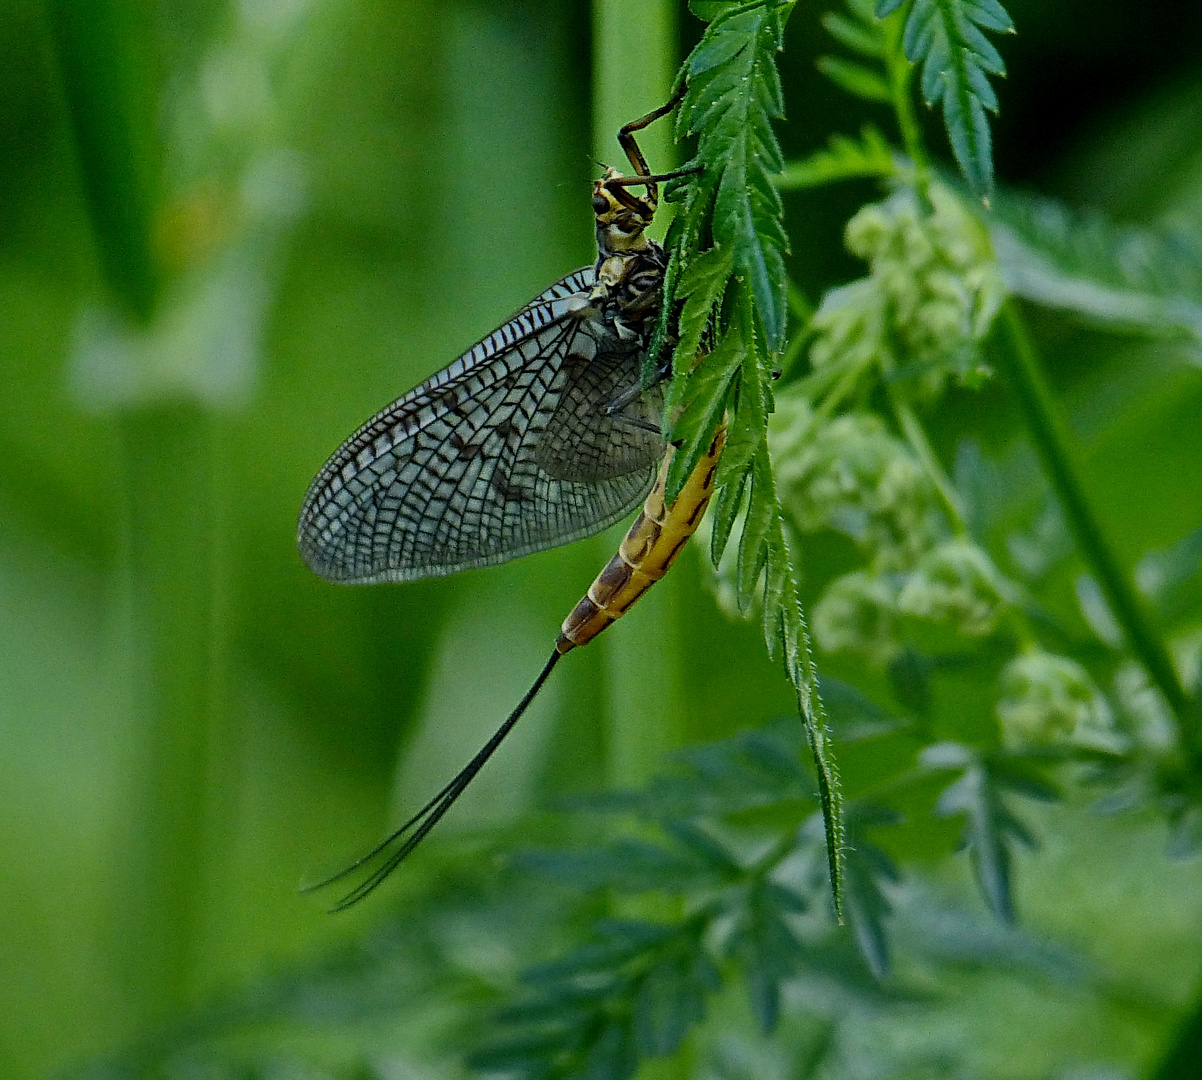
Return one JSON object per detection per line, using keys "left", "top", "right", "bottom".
{"left": 585, "top": 240, "right": 666, "bottom": 352}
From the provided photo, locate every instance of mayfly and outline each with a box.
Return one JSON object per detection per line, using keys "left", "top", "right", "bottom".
{"left": 298, "top": 91, "right": 723, "bottom": 909}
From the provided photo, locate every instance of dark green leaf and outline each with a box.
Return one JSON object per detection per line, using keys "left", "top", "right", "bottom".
{"left": 517, "top": 839, "right": 715, "bottom": 893}
{"left": 823, "top": 10, "right": 885, "bottom": 57}
{"left": 632, "top": 934, "right": 717, "bottom": 1057}
{"left": 664, "top": 330, "right": 742, "bottom": 501}
{"left": 672, "top": 245, "right": 734, "bottom": 381}
{"left": 817, "top": 56, "right": 893, "bottom": 102}
{"left": 737, "top": 466, "right": 775, "bottom": 611}
{"left": 709, "top": 467, "right": 749, "bottom": 568}
{"left": 926, "top": 745, "right": 1053, "bottom": 921}
{"left": 663, "top": 819, "right": 744, "bottom": 875}
{"left": 718, "top": 294, "right": 770, "bottom": 486}
{"left": 676, "top": 4, "right": 794, "bottom": 349}
{"left": 725, "top": 879, "right": 808, "bottom": 1033}
{"left": 580, "top": 1021, "right": 638, "bottom": 1080}
{"left": 842, "top": 808, "right": 902, "bottom": 978}
{"left": 899, "top": 0, "right": 1014, "bottom": 197}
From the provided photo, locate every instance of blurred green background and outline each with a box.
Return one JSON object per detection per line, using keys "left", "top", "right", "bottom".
{"left": 3, "top": 1, "right": 1202, "bottom": 1078}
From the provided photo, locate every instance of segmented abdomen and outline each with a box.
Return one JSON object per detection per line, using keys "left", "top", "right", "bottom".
{"left": 556, "top": 422, "right": 727, "bottom": 653}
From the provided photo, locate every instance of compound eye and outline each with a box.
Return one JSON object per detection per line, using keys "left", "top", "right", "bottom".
{"left": 592, "top": 193, "right": 610, "bottom": 214}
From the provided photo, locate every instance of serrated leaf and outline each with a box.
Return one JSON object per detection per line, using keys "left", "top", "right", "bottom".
{"left": 718, "top": 297, "right": 769, "bottom": 485}
{"left": 817, "top": 56, "right": 893, "bottom": 102}
{"left": 671, "top": 244, "right": 734, "bottom": 387}
{"left": 677, "top": 4, "right": 794, "bottom": 349}
{"left": 929, "top": 747, "right": 1049, "bottom": 921}
{"left": 709, "top": 467, "right": 749, "bottom": 568}
{"left": 900, "top": 0, "right": 1014, "bottom": 197}
{"left": 737, "top": 467, "right": 775, "bottom": 611}
{"left": 664, "top": 330, "right": 741, "bottom": 500}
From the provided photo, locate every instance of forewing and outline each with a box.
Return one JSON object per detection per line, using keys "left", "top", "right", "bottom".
{"left": 298, "top": 269, "right": 664, "bottom": 584}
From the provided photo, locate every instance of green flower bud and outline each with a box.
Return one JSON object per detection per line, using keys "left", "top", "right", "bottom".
{"left": 837, "top": 183, "right": 1005, "bottom": 397}
{"left": 896, "top": 539, "right": 1009, "bottom": 645}
{"left": 998, "top": 651, "right": 1113, "bottom": 749}
{"left": 813, "top": 571, "right": 901, "bottom": 667}
{"left": 772, "top": 411, "right": 938, "bottom": 569}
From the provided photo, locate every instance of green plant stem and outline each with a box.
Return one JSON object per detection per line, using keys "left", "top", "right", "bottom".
{"left": 882, "top": 5, "right": 931, "bottom": 199}
{"left": 889, "top": 389, "right": 967, "bottom": 531}
{"left": 593, "top": 0, "right": 685, "bottom": 786}
{"left": 593, "top": 8, "right": 694, "bottom": 1077}
{"left": 886, "top": 386, "right": 1037, "bottom": 651}
{"left": 45, "top": 0, "right": 161, "bottom": 321}
{"left": 995, "top": 301, "right": 1196, "bottom": 741}
{"left": 114, "top": 403, "right": 226, "bottom": 1020}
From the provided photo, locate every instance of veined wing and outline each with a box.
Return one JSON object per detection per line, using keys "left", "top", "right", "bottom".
{"left": 298, "top": 268, "right": 667, "bottom": 584}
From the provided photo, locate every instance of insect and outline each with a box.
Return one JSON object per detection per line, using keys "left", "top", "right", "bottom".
{"left": 298, "top": 91, "right": 722, "bottom": 909}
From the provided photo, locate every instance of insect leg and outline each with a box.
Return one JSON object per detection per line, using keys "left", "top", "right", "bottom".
{"left": 617, "top": 82, "right": 689, "bottom": 189}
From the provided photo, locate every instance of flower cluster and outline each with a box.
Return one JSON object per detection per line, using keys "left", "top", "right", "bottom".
{"left": 997, "top": 651, "right": 1113, "bottom": 749}
{"left": 772, "top": 407, "right": 939, "bottom": 571}
{"left": 809, "top": 183, "right": 1005, "bottom": 398}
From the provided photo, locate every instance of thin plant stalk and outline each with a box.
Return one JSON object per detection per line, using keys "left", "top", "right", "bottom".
{"left": 995, "top": 301, "right": 1196, "bottom": 745}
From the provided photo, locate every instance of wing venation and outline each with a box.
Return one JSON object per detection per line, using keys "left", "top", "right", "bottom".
{"left": 298, "top": 268, "right": 667, "bottom": 584}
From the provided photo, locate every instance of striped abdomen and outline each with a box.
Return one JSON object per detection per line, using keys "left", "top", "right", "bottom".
{"left": 556, "top": 422, "right": 727, "bottom": 653}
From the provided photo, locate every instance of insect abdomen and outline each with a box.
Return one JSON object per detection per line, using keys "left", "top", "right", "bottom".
{"left": 556, "top": 421, "right": 727, "bottom": 653}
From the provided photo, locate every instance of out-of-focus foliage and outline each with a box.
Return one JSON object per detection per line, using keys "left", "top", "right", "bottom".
{"left": 5, "top": 1, "right": 1202, "bottom": 1080}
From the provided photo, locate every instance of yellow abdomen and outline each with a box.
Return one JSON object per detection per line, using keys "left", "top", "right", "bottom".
{"left": 556, "top": 422, "right": 727, "bottom": 653}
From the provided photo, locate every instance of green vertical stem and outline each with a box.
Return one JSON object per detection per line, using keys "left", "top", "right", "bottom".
{"left": 113, "top": 403, "right": 225, "bottom": 1020}
{"left": 995, "top": 302, "right": 1195, "bottom": 743}
{"left": 593, "top": 4, "right": 694, "bottom": 1077}
{"left": 881, "top": 5, "right": 931, "bottom": 200}
{"left": 592, "top": 0, "right": 683, "bottom": 788}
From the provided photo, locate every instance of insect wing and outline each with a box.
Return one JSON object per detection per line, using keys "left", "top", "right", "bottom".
{"left": 298, "top": 269, "right": 666, "bottom": 584}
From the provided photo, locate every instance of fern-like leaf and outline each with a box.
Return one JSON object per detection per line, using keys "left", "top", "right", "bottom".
{"left": 660, "top": 0, "right": 845, "bottom": 918}
{"left": 674, "top": 1, "right": 794, "bottom": 350}
{"left": 877, "top": 0, "right": 1014, "bottom": 197}
{"left": 990, "top": 188, "right": 1202, "bottom": 349}
{"left": 777, "top": 126, "right": 897, "bottom": 191}
{"left": 923, "top": 743, "right": 1059, "bottom": 921}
